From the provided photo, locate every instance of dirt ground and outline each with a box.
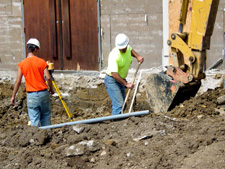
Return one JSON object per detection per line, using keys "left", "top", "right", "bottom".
{"left": 0, "top": 73, "right": 225, "bottom": 169}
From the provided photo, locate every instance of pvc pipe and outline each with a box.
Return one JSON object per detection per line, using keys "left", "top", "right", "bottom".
{"left": 39, "top": 110, "right": 150, "bottom": 129}
{"left": 128, "top": 70, "right": 143, "bottom": 113}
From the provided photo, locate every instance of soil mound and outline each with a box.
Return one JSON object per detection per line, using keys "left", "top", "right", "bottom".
{"left": 0, "top": 84, "right": 225, "bottom": 168}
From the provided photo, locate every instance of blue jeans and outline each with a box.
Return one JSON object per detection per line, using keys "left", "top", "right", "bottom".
{"left": 104, "top": 75, "right": 125, "bottom": 115}
{"left": 27, "top": 90, "right": 51, "bottom": 127}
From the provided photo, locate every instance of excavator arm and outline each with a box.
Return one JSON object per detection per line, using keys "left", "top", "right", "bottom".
{"left": 146, "top": 0, "right": 220, "bottom": 113}
{"left": 167, "top": 0, "right": 220, "bottom": 82}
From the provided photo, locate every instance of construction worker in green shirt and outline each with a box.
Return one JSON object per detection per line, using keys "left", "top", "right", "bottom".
{"left": 104, "top": 33, "right": 144, "bottom": 115}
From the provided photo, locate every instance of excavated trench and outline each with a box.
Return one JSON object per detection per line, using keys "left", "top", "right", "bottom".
{"left": 0, "top": 74, "right": 150, "bottom": 129}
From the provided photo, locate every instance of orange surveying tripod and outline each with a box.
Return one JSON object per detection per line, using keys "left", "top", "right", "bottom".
{"left": 46, "top": 61, "right": 73, "bottom": 122}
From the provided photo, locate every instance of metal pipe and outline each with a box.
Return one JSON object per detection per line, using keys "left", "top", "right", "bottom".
{"left": 97, "top": 0, "right": 102, "bottom": 71}
{"left": 39, "top": 110, "right": 150, "bottom": 129}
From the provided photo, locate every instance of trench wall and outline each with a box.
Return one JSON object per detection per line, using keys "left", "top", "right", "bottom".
{"left": 0, "top": 74, "right": 150, "bottom": 124}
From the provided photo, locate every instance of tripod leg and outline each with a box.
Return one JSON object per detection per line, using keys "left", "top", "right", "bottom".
{"left": 52, "top": 80, "right": 73, "bottom": 122}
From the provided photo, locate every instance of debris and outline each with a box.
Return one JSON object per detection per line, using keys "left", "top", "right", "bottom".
{"left": 72, "top": 125, "right": 85, "bottom": 134}
{"left": 65, "top": 144, "right": 85, "bottom": 156}
{"left": 217, "top": 95, "right": 225, "bottom": 105}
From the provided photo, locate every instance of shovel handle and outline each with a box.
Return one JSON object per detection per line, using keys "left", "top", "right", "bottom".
{"left": 121, "top": 62, "right": 141, "bottom": 114}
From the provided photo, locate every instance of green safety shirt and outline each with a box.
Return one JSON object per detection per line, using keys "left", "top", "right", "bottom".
{"left": 106, "top": 45, "right": 133, "bottom": 79}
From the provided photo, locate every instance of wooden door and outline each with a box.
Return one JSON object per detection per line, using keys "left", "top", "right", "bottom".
{"left": 23, "top": 0, "right": 59, "bottom": 68}
{"left": 23, "top": 0, "right": 99, "bottom": 70}
{"left": 65, "top": 0, "right": 99, "bottom": 70}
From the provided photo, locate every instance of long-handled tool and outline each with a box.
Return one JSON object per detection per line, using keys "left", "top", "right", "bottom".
{"left": 128, "top": 70, "right": 142, "bottom": 113}
{"left": 121, "top": 62, "right": 141, "bottom": 114}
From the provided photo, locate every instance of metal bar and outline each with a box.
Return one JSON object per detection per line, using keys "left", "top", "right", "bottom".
{"left": 178, "top": 0, "right": 189, "bottom": 33}
{"left": 97, "top": 0, "right": 102, "bottom": 71}
{"left": 206, "top": 58, "right": 223, "bottom": 70}
{"left": 39, "top": 110, "right": 150, "bottom": 129}
{"left": 128, "top": 70, "right": 142, "bottom": 113}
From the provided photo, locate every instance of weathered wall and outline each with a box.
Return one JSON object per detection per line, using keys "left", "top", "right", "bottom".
{"left": 210, "top": 3, "right": 225, "bottom": 69}
{"left": 0, "top": 0, "right": 24, "bottom": 71}
{"left": 100, "top": 0, "right": 163, "bottom": 69}
{"left": 0, "top": 0, "right": 224, "bottom": 71}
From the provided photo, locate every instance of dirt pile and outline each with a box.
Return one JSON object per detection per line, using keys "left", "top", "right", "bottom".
{"left": 0, "top": 77, "right": 225, "bottom": 168}
{"left": 167, "top": 87, "right": 225, "bottom": 119}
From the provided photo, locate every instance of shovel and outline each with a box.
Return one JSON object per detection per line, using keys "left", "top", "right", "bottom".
{"left": 121, "top": 62, "right": 141, "bottom": 114}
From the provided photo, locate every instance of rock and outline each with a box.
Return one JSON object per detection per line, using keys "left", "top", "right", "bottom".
{"left": 65, "top": 144, "right": 85, "bottom": 156}
{"left": 29, "top": 139, "right": 34, "bottom": 143}
{"left": 90, "top": 157, "right": 96, "bottom": 163}
{"left": 72, "top": 125, "right": 85, "bottom": 134}
{"left": 133, "top": 132, "right": 156, "bottom": 142}
{"left": 79, "top": 140, "right": 100, "bottom": 152}
{"left": 197, "top": 115, "right": 204, "bottom": 119}
{"left": 214, "top": 108, "right": 225, "bottom": 116}
{"left": 217, "top": 95, "right": 225, "bottom": 105}
{"left": 100, "top": 150, "right": 107, "bottom": 156}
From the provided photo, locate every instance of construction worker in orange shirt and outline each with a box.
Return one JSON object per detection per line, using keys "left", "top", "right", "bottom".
{"left": 11, "top": 38, "right": 54, "bottom": 127}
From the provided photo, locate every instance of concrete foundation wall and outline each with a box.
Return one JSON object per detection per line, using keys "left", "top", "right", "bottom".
{"left": 0, "top": 0, "right": 224, "bottom": 71}
{"left": 100, "top": 0, "right": 163, "bottom": 69}
{"left": 0, "top": 0, "right": 24, "bottom": 71}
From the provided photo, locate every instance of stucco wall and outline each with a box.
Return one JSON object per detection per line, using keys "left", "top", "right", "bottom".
{"left": 209, "top": 6, "right": 224, "bottom": 69}
{"left": 0, "top": 0, "right": 24, "bottom": 71}
{"left": 0, "top": 0, "right": 224, "bottom": 71}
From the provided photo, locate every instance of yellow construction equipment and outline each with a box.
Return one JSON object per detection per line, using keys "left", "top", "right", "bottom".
{"left": 47, "top": 61, "right": 73, "bottom": 122}
{"left": 146, "top": 0, "right": 220, "bottom": 113}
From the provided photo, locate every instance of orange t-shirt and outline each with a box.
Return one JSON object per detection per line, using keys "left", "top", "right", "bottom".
{"left": 18, "top": 56, "right": 49, "bottom": 92}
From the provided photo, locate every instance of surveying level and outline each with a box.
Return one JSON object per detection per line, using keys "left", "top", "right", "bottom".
{"left": 46, "top": 61, "right": 73, "bottom": 122}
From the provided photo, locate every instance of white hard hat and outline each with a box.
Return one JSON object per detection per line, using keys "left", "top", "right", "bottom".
{"left": 26, "top": 38, "right": 40, "bottom": 49}
{"left": 115, "top": 33, "right": 129, "bottom": 49}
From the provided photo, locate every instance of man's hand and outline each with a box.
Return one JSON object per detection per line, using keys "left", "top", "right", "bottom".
{"left": 10, "top": 97, "right": 15, "bottom": 105}
{"left": 125, "top": 83, "right": 134, "bottom": 89}
{"left": 49, "top": 89, "right": 54, "bottom": 95}
{"left": 137, "top": 56, "right": 144, "bottom": 64}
